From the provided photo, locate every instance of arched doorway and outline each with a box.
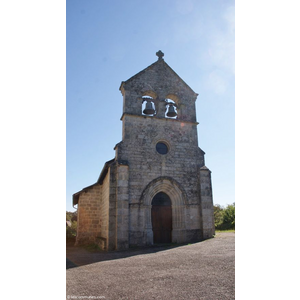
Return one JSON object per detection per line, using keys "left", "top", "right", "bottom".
{"left": 151, "top": 192, "right": 172, "bottom": 243}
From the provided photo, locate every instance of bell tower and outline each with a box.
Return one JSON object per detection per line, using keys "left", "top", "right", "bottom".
{"left": 119, "top": 50, "right": 198, "bottom": 123}
{"left": 115, "top": 51, "right": 214, "bottom": 245}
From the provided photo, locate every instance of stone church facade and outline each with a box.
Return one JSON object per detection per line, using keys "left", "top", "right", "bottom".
{"left": 73, "top": 51, "right": 214, "bottom": 250}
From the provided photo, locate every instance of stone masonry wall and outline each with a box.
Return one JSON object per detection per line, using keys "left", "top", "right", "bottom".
{"left": 108, "top": 163, "right": 118, "bottom": 250}
{"left": 98, "top": 171, "right": 110, "bottom": 250}
{"left": 199, "top": 167, "right": 215, "bottom": 238}
{"left": 75, "top": 184, "right": 102, "bottom": 245}
{"left": 116, "top": 114, "right": 207, "bottom": 245}
{"left": 116, "top": 164, "right": 129, "bottom": 249}
{"left": 118, "top": 115, "right": 204, "bottom": 203}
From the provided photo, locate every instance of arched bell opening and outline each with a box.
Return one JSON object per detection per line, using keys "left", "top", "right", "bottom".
{"left": 142, "top": 95, "right": 156, "bottom": 116}
{"left": 151, "top": 192, "right": 172, "bottom": 244}
{"left": 165, "top": 99, "right": 178, "bottom": 119}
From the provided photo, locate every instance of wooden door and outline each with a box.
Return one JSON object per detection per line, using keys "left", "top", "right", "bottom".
{"left": 151, "top": 192, "right": 172, "bottom": 243}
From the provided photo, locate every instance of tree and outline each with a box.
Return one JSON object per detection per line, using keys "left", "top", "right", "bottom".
{"left": 223, "top": 203, "right": 235, "bottom": 229}
{"left": 213, "top": 203, "right": 235, "bottom": 230}
{"left": 214, "top": 204, "right": 224, "bottom": 228}
{"left": 66, "top": 211, "right": 77, "bottom": 221}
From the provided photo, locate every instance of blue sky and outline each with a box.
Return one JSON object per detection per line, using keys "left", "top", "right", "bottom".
{"left": 66, "top": 0, "right": 235, "bottom": 212}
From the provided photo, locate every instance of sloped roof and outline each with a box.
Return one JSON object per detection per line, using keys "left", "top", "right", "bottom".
{"left": 119, "top": 54, "right": 198, "bottom": 96}
{"left": 200, "top": 165, "right": 211, "bottom": 172}
{"left": 72, "top": 158, "right": 115, "bottom": 207}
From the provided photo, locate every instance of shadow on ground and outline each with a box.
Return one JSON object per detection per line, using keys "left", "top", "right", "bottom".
{"left": 66, "top": 258, "right": 78, "bottom": 269}
{"left": 66, "top": 241, "right": 201, "bottom": 270}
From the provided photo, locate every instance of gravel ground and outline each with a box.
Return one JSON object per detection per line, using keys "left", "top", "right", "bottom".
{"left": 66, "top": 232, "right": 235, "bottom": 300}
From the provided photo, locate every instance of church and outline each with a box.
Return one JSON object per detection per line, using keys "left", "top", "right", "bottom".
{"left": 73, "top": 51, "right": 215, "bottom": 250}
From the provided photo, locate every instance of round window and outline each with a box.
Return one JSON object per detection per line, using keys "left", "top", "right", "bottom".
{"left": 156, "top": 142, "right": 168, "bottom": 155}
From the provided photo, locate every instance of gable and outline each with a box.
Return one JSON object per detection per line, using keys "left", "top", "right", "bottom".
{"left": 119, "top": 58, "right": 198, "bottom": 98}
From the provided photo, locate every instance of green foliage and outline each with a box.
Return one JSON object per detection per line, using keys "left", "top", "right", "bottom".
{"left": 66, "top": 211, "right": 77, "bottom": 221}
{"left": 214, "top": 203, "right": 235, "bottom": 230}
{"left": 66, "top": 211, "right": 77, "bottom": 239}
{"left": 213, "top": 204, "right": 224, "bottom": 228}
{"left": 223, "top": 203, "right": 235, "bottom": 228}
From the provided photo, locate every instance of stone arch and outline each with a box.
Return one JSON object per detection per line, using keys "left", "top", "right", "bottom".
{"left": 165, "top": 93, "right": 180, "bottom": 106}
{"left": 141, "top": 92, "right": 157, "bottom": 116}
{"left": 142, "top": 90, "right": 157, "bottom": 99}
{"left": 165, "top": 94, "right": 180, "bottom": 119}
{"left": 140, "top": 177, "right": 187, "bottom": 244}
{"left": 140, "top": 176, "right": 187, "bottom": 206}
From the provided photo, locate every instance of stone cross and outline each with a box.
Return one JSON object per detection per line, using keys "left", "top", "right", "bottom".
{"left": 156, "top": 50, "right": 164, "bottom": 60}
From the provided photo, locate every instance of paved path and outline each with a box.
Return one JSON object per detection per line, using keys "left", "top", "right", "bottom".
{"left": 66, "top": 232, "right": 235, "bottom": 300}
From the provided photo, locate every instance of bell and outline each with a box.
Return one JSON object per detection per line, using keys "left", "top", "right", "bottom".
{"left": 143, "top": 100, "right": 155, "bottom": 115}
{"left": 166, "top": 104, "right": 177, "bottom": 117}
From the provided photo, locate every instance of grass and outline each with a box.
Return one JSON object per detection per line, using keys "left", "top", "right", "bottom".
{"left": 215, "top": 229, "right": 235, "bottom": 233}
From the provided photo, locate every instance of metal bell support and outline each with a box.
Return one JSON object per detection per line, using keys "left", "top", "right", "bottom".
{"left": 143, "top": 100, "right": 155, "bottom": 115}
{"left": 166, "top": 104, "right": 177, "bottom": 117}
